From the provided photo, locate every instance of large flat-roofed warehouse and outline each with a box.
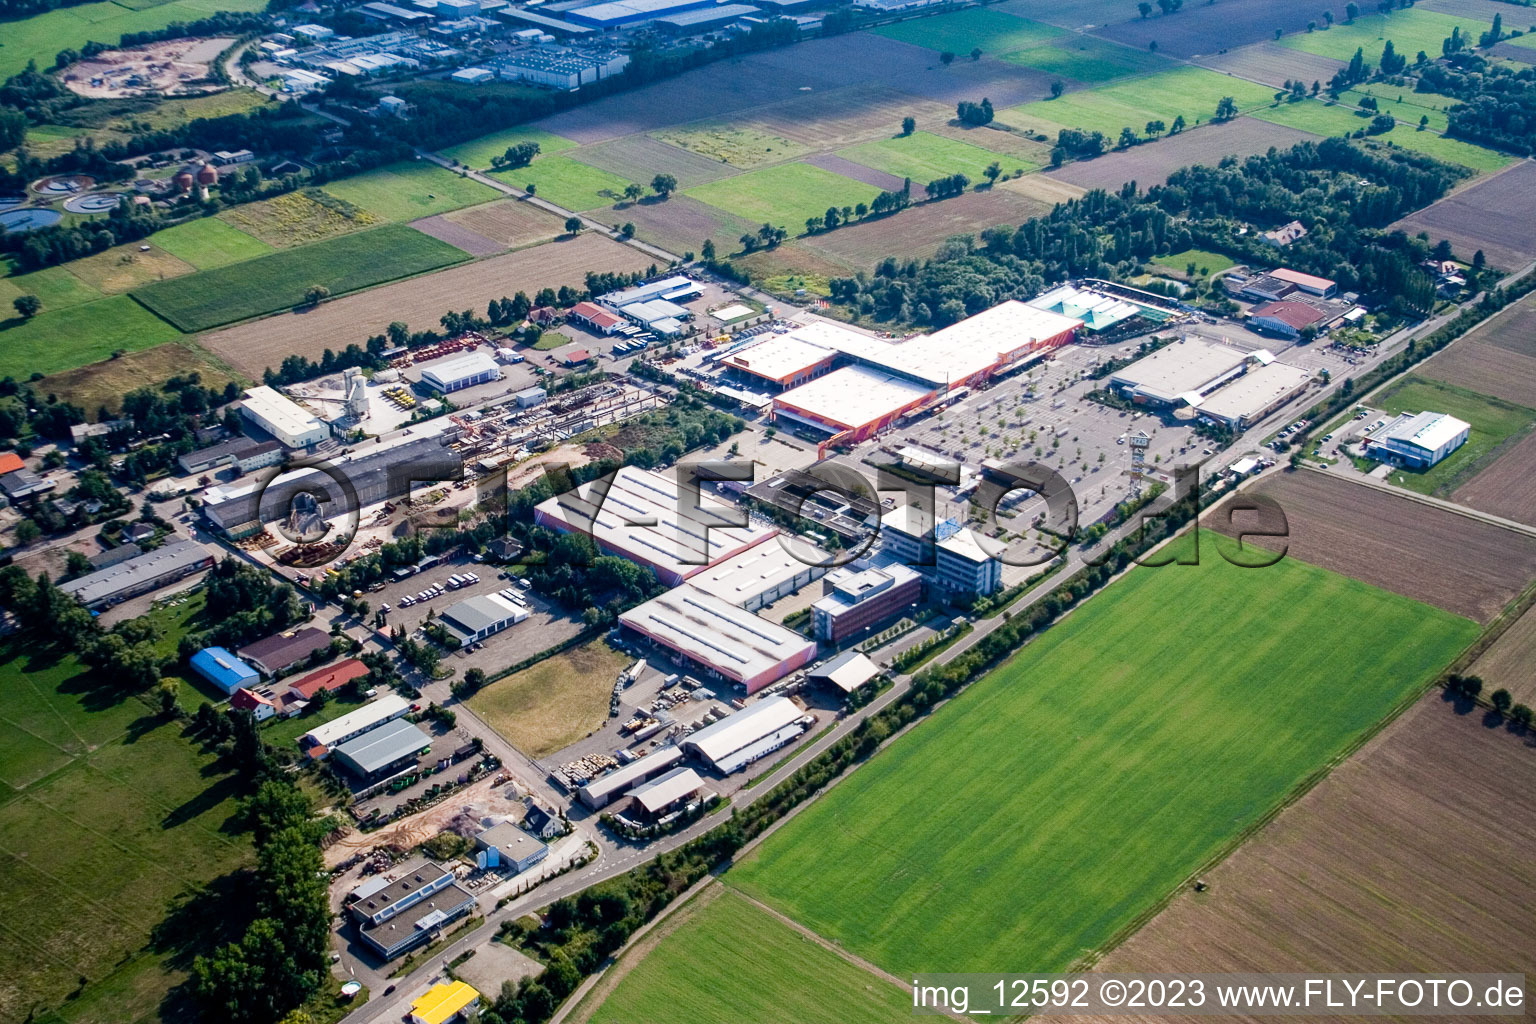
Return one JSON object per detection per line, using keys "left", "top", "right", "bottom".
{"left": 1362, "top": 411, "right": 1471, "bottom": 468}
{"left": 655, "top": 3, "right": 757, "bottom": 30}
{"left": 1195, "top": 362, "right": 1314, "bottom": 429}
{"left": 534, "top": 465, "right": 777, "bottom": 587}
{"left": 300, "top": 693, "right": 411, "bottom": 754}
{"left": 721, "top": 332, "right": 837, "bottom": 389}
{"left": 576, "top": 744, "right": 683, "bottom": 808}
{"left": 420, "top": 351, "right": 501, "bottom": 393}
{"left": 681, "top": 695, "right": 808, "bottom": 774}
{"left": 880, "top": 300, "right": 1079, "bottom": 388}
{"left": 626, "top": 766, "right": 705, "bottom": 817}
{"left": 772, "top": 365, "right": 935, "bottom": 440}
{"left": 618, "top": 584, "right": 816, "bottom": 694}
{"left": 60, "top": 539, "right": 215, "bottom": 610}
{"left": 240, "top": 385, "right": 329, "bottom": 448}
{"left": 347, "top": 862, "right": 475, "bottom": 959}
{"left": 685, "top": 538, "right": 830, "bottom": 610}
{"left": 439, "top": 593, "right": 529, "bottom": 644}
{"left": 331, "top": 716, "right": 431, "bottom": 780}
{"left": 1107, "top": 336, "right": 1252, "bottom": 407}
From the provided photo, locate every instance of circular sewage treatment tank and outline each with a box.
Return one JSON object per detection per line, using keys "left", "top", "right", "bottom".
{"left": 63, "top": 192, "right": 122, "bottom": 214}
{"left": 31, "top": 173, "right": 95, "bottom": 195}
{"left": 0, "top": 208, "right": 63, "bottom": 232}
{"left": 0, "top": 194, "right": 25, "bottom": 212}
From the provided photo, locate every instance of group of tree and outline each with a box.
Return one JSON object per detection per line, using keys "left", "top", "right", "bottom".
{"left": 1419, "top": 50, "right": 1536, "bottom": 156}
{"left": 1135, "top": 0, "right": 1183, "bottom": 14}
{"left": 490, "top": 141, "right": 540, "bottom": 169}
{"left": 738, "top": 222, "right": 788, "bottom": 251}
{"left": 956, "top": 97, "right": 995, "bottom": 126}
{"left": 925, "top": 172, "right": 971, "bottom": 199}
{"left": 177, "top": 557, "right": 305, "bottom": 656}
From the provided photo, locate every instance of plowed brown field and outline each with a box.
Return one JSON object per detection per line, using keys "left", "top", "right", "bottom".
{"left": 1206, "top": 470, "right": 1536, "bottom": 623}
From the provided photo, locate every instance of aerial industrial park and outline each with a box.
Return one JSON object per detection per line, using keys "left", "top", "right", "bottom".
{"left": 3, "top": 0, "right": 1536, "bottom": 1021}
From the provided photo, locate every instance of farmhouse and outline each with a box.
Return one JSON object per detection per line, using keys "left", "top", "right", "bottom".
{"left": 231, "top": 687, "right": 278, "bottom": 721}
{"left": 1107, "top": 336, "right": 1251, "bottom": 407}
{"left": 240, "top": 385, "right": 329, "bottom": 449}
{"left": 285, "top": 658, "right": 369, "bottom": 702}
{"left": 1362, "top": 411, "right": 1471, "bottom": 468}
{"left": 576, "top": 744, "right": 684, "bottom": 808}
{"left": 1261, "top": 220, "right": 1308, "bottom": 246}
{"left": 534, "top": 465, "right": 778, "bottom": 587}
{"left": 1195, "top": 362, "right": 1315, "bottom": 429}
{"left": 619, "top": 585, "right": 816, "bottom": 694}
{"left": 681, "top": 695, "right": 808, "bottom": 774}
{"left": 59, "top": 539, "right": 215, "bottom": 610}
{"left": 420, "top": 351, "right": 502, "bottom": 393}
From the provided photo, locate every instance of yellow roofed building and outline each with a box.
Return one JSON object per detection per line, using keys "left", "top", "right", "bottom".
{"left": 410, "top": 981, "right": 480, "bottom": 1024}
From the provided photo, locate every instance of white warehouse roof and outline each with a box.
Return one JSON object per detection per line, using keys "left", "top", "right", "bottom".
{"left": 1370, "top": 411, "right": 1471, "bottom": 454}
{"left": 774, "top": 365, "right": 933, "bottom": 432}
{"left": 722, "top": 333, "right": 835, "bottom": 384}
{"left": 627, "top": 766, "right": 705, "bottom": 813}
{"left": 683, "top": 696, "right": 803, "bottom": 765}
{"left": 686, "top": 539, "right": 829, "bottom": 607}
{"left": 1108, "top": 337, "right": 1250, "bottom": 404}
{"left": 241, "top": 385, "right": 326, "bottom": 444}
{"left": 421, "top": 351, "right": 500, "bottom": 389}
{"left": 618, "top": 585, "right": 815, "bottom": 687}
{"left": 302, "top": 694, "right": 411, "bottom": 750}
{"left": 1196, "top": 362, "right": 1313, "bottom": 424}
{"left": 577, "top": 744, "right": 683, "bottom": 805}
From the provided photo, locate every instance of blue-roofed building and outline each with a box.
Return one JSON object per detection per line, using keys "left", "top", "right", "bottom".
{"left": 192, "top": 647, "right": 260, "bottom": 695}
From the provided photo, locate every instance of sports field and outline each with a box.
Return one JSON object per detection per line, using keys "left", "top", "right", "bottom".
{"left": 0, "top": 642, "right": 250, "bottom": 1024}
{"left": 440, "top": 126, "right": 576, "bottom": 171}
{"left": 581, "top": 887, "right": 911, "bottom": 1024}
{"left": 321, "top": 161, "right": 501, "bottom": 222}
{"left": 728, "top": 534, "right": 1476, "bottom": 977}
{"left": 1007, "top": 67, "right": 1277, "bottom": 139}
{"left": 839, "top": 130, "right": 1033, "bottom": 183}
{"left": 1279, "top": 9, "right": 1493, "bottom": 63}
{"left": 1372, "top": 375, "right": 1536, "bottom": 496}
{"left": 131, "top": 224, "right": 468, "bottom": 332}
{"left": 1151, "top": 247, "right": 1237, "bottom": 276}
{"left": 872, "top": 7, "right": 1064, "bottom": 56}
{"left": 0, "top": 0, "right": 267, "bottom": 79}
{"left": 468, "top": 639, "right": 627, "bottom": 758}
{"left": 148, "top": 216, "right": 273, "bottom": 269}
{"left": 0, "top": 294, "right": 180, "bottom": 378}
{"left": 490, "top": 154, "right": 633, "bottom": 212}
{"left": 685, "top": 163, "right": 883, "bottom": 230}
{"left": 1004, "top": 35, "right": 1170, "bottom": 82}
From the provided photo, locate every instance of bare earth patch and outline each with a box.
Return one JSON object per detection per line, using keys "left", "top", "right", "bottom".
{"left": 200, "top": 233, "right": 652, "bottom": 377}
{"left": 1469, "top": 599, "right": 1536, "bottom": 709}
{"left": 410, "top": 213, "right": 507, "bottom": 256}
{"left": 800, "top": 187, "right": 1054, "bottom": 267}
{"left": 1045, "top": 118, "right": 1320, "bottom": 191}
{"left": 443, "top": 199, "right": 566, "bottom": 248}
{"left": 1390, "top": 161, "right": 1536, "bottom": 271}
{"left": 1205, "top": 470, "right": 1536, "bottom": 623}
{"left": 1450, "top": 431, "right": 1536, "bottom": 528}
{"left": 1194, "top": 42, "right": 1347, "bottom": 89}
{"left": 1036, "top": 694, "right": 1536, "bottom": 1024}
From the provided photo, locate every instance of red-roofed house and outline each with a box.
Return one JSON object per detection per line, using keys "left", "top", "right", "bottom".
{"left": 1249, "top": 300, "right": 1330, "bottom": 339}
{"left": 569, "top": 301, "right": 626, "bottom": 334}
{"left": 561, "top": 349, "right": 591, "bottom": 367}
{"left": 0, "top": 452, "right": 24, "bottom": 476}
{"left": 285, "top": 658, "right": 368, "bottom": 702}
{"left": 231, "top": 687, "right": 277, "bottom": 721}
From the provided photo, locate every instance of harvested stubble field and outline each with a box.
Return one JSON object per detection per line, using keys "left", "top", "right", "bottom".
{"left": 1045, "top": 117, "right": 1319, "bottom": 191}
{"left": 1390, "top": 160, "right": 1536, "bottom": 271}
{"left": 60, "top": 240, "right": 194, "bottom": 294}
{"left": 650, "top": 123, "right": 808, "bottom": 169}
{"left": 466, "top": 640, "right": 626, "bottom": 758}
{"left": 745, "top": 84, "right": 956, "bottom": 150}
{"left": 441, "top": 199, "right": 567, "bottom": 249}
{"left": 1206, "top": 470, "right": 1536, "bottom": 622}
{"left": 729, "top": 532, "right": 1475, "bottom": 978}
{"left": 579, "top": 886, "right": 910, "bottom": 1024}
{"left": 409, "top": 212, "right": 510, "bottom": 257}
{"left": 132, "top": 224, "right": 468, "bottom": 332}
{"left": 1417, "top": 297, "right": 1536, "bottom": 409}
{"left": 604, "top": 194, "right": 757, "bottom": 258}
{"left": 41, "top": 339, "right": 238, "bottom": 414}
{"left": 1468, "top": 601, "right": 1536, "bottom": 709}
{"left": 200, "top": 233, "right": 652, "bottom": 376}
{"left": 568, "top": 134, "right": 739, "bottom": 188}
{"left": 1194, "top": 42, "right": 1346, "bottom": 90}
{"left": 1036, "top": 694, "right": 1536, "bottom": 1024}
{"left": 799, "top": 187, "right": 1053, "bottom": 267}
{"left": 1450, "top": 431, "right": 1536, "bottom": 528}
{"left": 218, "top": 188, "right": 380, "bottom": 247}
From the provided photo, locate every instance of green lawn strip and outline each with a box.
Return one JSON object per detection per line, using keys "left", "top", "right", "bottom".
{"left": 440, "top": 126, "right": 578, "bottom": 170}
{"left": 728, "top": 535, "right": 1476, "bottom": 977}
{"left": 0, "top": 0, "right": 267, "bottom": 79}
{"left": 587, "top": 887, "right": 911, "bottom": 1024}
{"left": 1006, "top": 66, "right": 1277, "bottom": 139}
{"left": 148, "top": 217, "right": 274, "bottom": 269}
{"left": 0, "top": 264, "right": 104, "bottom": 312}
{"left": 489, "top": 154, "right": 633, "bottom": 212}
{"left": 320, "top": 161, "right": 501, "bottom": 222}
{"left": 1249, "top": 101, "right": 1511, "bottom": 172}
{"left": 684, "top": 163, "right": 883, "bottom": 230}
{"left": 130, "top": 224, "right": 468, "bottom": 332}
{"left": 1151, "top": 247, "right": 1237, "bottom": 276}
{"left": 1279, "top": 9, "right": 1494, "bottom": 63}
{"left": 0, "top": 294, "right": 180, "bottom": 378}
{"left": 873, "top": 7, "right": 1064, "bottom": 55}
{"left": 1373, "top": 375, "right": 1536, "bottom": 495}
{"left": 1002, "top": 36, "right": 1171, "bottom": 82}
{"left": 838, "top": 130, "right": 1035, "bottom": 183}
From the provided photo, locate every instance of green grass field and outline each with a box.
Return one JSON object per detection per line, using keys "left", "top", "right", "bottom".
{"left": 1343, "top": 87, "right": 1450, "bottom": 132}
{"left": 1007, "top": 66, "right": 1277, "bottom": 139}
{"left": 1373, "top": 375, "right": 1536, "bottom": 495}
{"left": 586, "top": 888, "right": 911, "bottom": 1024}
{"left": 0, "top": 641, "right": 250, "bottom": 1024}
{"left": 148, "top": 217, "right": 273, "bottom": 269}
{"left": 0, "top": 264, "right": 104, "bottom": 311}
{"left": 490, "top": 154, "right": 632, "bottom": 212}
{"left": 873, "top": 7, "right": 1064, "bottom": 55}
{"left": 1151, "top": 247, "right": 1237, "bottom": 276}
{"left": 131, "top": 224, "right": 468, "bottom": 331}
{"left": 0, "top": 0, "right": 268, "bottom": 79}
{"left": 1250, "top": 101, "right": 1512, "bottom": 172}
{"left": 321, "top": 161, "right": 501, "bottom": 222}
{"left": 0, "top": 294, "right": 180, "bottom": 378}
{"left": 839, "top": 130, "right": 1035, "bottom": 183}
{"left": 1279, "top": 9, "right": 1494, "bottom": 64}
{"left": 439, "top": 126, "right": 576, "bottom": 170}
{"left": 686, "top": 163, "right": 883, "bottom": 231}
{"left": 1004, "top": 35, "right": 1170, "bottom": 82}
{"left": 728, "top": 534, "right": 1477, "bottom": 977}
